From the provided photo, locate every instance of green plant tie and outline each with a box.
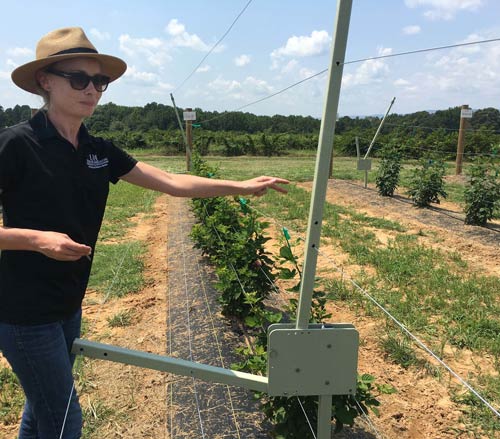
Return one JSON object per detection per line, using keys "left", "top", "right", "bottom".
{"left": 282, "top": 227, "right": 291, "bottom": 241}
{"left": 238, "top": 197, "right": 250, "bottom": 214}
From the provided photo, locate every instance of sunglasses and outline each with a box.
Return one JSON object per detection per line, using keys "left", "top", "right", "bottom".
{"left": 46, "top": 68, "right": 111, "bottom": 92}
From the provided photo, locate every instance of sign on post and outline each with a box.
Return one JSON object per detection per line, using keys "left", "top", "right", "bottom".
{"left": 461, "top": 108, "right": 473, "bottom": 119}
{"left": 183, "top": 111, "right": 196, "bottom": 121}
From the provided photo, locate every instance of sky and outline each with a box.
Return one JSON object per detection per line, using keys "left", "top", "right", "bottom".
{"left": 0, "top": 0, "right": 499, "bottom": 118}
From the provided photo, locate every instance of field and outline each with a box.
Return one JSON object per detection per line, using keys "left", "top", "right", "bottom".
{"left": 0, "top": 153, "right": 499, "bottom": 438}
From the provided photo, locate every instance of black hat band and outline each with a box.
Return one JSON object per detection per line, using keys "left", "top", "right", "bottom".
{"left": 50, "top": 47, "right": 98, "bottom": 57}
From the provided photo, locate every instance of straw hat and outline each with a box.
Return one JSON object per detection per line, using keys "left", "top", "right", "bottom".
{"left": 11, "top": 27, "right": 127, "bottom": 94}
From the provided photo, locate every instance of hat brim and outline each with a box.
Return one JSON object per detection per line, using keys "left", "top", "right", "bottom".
{"left": 11, "top": 53, "right": 127, "bottom": 94}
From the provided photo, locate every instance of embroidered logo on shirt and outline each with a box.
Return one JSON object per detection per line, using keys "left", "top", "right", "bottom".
{"left": 86, "top": 154, "right": 109, "bottom": 169}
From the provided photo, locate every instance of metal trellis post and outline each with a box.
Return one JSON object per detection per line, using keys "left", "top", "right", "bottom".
{"left": 295, "top": 1, "right": 353, "bottom": 437}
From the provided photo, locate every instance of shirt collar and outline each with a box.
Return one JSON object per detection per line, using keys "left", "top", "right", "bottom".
{"left": 29, "top": 110, "right": 92, "bottom": 146}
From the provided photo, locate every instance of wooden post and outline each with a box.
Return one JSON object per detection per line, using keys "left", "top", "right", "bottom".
{"left": 185, "top": 107, "right": 193, "bottom": 172}
{"left": 456, "top": 104, "right": 470, "bottom": 175}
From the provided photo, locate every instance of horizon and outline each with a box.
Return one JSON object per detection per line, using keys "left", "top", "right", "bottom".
{"left": 2, "top": 100, "right": 495, "bottom": 122}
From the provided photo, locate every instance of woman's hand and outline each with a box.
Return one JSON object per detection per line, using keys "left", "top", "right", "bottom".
{"left": 239, "top": 176, "right": 290, "bottom": 197}
{"left": 33, "top": 231, "right": 92, "bottom": 261}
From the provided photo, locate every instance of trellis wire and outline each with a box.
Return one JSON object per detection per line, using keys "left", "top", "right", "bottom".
{"left": 244, "top": 202, "right": 500, "bottom": 420}
{"left": 196, "top": 257, "right": 243, "bottom": 439}
{"left": 179, "top": 208, "right": 207, "bottom": 439}
{"left": 296, "top": 397, "right": 317, "bottom": 439}
{"left": 353, "top": 397, "right": 384, "bottom": 439}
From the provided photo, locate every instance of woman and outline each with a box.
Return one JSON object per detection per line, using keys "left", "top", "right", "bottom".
{"left": 0, "top": 27, "right": 288, "bottom": 438}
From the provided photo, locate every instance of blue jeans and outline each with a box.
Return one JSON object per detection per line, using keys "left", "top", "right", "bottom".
{"left": 0, "top": 309, "right": 82, "bottom": 439}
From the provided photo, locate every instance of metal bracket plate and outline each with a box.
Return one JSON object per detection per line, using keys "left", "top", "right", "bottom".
{"left": 267, "top": 323, "right": 358, "bottom": 396}
{"left": 357, "top": 159, "right": 372, "bottom": 171}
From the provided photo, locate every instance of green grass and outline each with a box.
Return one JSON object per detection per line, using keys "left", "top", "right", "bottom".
{"left": 0, "top": 367, "right": 24, "bottom": 425}
{"left": 82, "top": 399, "right": 117, "bottom": 438}
{"left": 89, "top": 178, "right": 157, "bottom": 297}
{"left": 107, "top": 310, "right": 135, "bottom": 327}
{"left": 452, "top": 374, "right": 500, "bottom": 435}
{"left": 144, "top": 153, "right": 496, "bottom": 217}
{"left": 99, "top": 182, "right": 157, "bottom": 240}
{"left": 380, "top": 332, "right": 423, "bottom": 369}
{"left": 88, "top": 241, "right": 146, "bottom": 299}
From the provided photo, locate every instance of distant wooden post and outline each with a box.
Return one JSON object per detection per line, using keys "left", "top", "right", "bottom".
{"left": 183, "top": 108, "right": 196, "bottom": 172}
{"left": 456, "top": 104, "right": 471, "bottom": 175}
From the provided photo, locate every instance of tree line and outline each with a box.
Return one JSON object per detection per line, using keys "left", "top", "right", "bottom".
{"left": 1, "top": 103, "right": 499, "bottom": 158}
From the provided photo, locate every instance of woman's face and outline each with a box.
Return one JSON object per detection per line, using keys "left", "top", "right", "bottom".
{"left": 38, "top": 57, "right": 104, "bottom": 120}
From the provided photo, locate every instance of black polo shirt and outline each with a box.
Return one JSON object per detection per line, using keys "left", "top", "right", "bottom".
{"left": 0, "top": 111, "right": 137, "bottom": 324}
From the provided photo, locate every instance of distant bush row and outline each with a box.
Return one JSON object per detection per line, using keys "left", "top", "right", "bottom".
{"left": 2, "top": 103, "right": 499, "bottom": 158}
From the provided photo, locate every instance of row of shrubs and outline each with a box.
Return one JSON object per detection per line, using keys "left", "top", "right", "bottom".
{"left": 189, "top": 154, "right": 394, "bottom": 437}
{"left": 375, "top": 147, "right": 500, "bottom": 226}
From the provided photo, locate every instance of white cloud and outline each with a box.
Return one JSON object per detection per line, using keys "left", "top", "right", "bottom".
{"left": 243, "top": 76, "right": 273, "bottom": 95}
{"left": 119, "top": 34, "right": 164, "bottom": 56}
{"left": 165, "top": 19, "right": 185, "bottom": 36}
{"left": 119, "top": 34, "right": 171, "bottom": 67}
{"left": 394, "top": 78, "right": 411, "bottom": 86}
{"left": 158, "top": 81, "right": 174, "bottom": 90}
{"left": 0, "top": 71, "right": 10, "bottom": 80}
{"left": 152, "top": 81, "right": 175, "bottom": 95}
{"left": 342, "top": 47, "right": 392, "bottom": 88}
{"left": 6, "top": 47, "right": 33, "bottom": 57}
{"left": 123, "top": 65, "right": 158, "bottom": 84}
{"left": 271, "top": 30, "right": 331, "bottom": 59}
{"left": 89, "top": 28, "right": 110, "bottom": 41}
{"left": 196, "top": 65, "right": 211, "bottom": 73}
{"left": 208, "top": 77, "right": 242, "bottom": 93}
{"left": 234, "top": 54, "right": 251, "bottom": 67}
{"left": 281, "top": 59, "right": 298, "bottom": 74}
{"left": 405, "top": 0, "right": 483, "bottom": 20}
{"left": 378, "top": 47, "right": 393, "bottom": 57}
{"left": 205, "top": 75, "right": 273, "bottom": 102}
{"left": 165, "top": 18, "right": 213, "bottom": 52}
{"left": 299, "top": 67, "right": 316, "bottom": 80}
{"left": 402, "top": 25, "right": 421, "bottom": 35}
{"left": 6, "top": 59, "right": 18, "bottom": 69}
{"left": 385, "top": 31, "right": 500, "bottom": 111}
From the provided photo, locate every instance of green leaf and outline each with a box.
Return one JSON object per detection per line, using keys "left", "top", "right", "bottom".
{"left": 278, "top": 268, "right": 297, "bottom": 279}
{"left": 244, "top": 315, "right": 259, "bottom": 327}
{"left": 279, "top": 246, "right": 294, "bottom": 261}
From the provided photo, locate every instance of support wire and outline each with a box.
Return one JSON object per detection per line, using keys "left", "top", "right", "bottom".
{"left": 243, "top": 203, "right": 500, "bottom": 420}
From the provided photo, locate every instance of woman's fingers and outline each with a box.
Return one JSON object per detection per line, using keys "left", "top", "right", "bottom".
{"left": 35, "top": 231, "right": 91, "bottom": 261}
{"left": 247, "top": 176, "right": 290, "bottom": 195}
